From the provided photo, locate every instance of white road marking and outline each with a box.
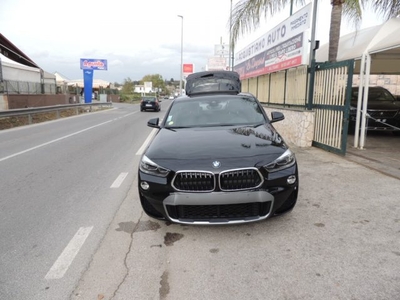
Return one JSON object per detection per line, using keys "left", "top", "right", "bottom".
{"left": 45, "top": 226, "right": 93, "bottom": 280}
{"left": 110, "top": 172, "right": 129, "bottom": 188}
{"left": 0, "top": 111, "right": 138, "bottom": 163}
{"left": 136, "top": 128, "right": 159, "bottom": 155}
{"left": 0, "top": 121, "right": 111, "bottom": 162}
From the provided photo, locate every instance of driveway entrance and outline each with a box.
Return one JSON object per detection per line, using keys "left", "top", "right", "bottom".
{"left": 346, "top": 132, "right": 400, "bottom": 179}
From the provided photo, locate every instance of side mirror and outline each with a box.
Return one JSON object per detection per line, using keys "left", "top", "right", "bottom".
{"left": 147, "top": 118, "right": 160, "bottom": 128}
{"left": 270, "top": 111, "right": 284, "bottom": 123}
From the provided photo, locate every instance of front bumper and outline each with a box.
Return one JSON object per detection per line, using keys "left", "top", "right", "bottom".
{"left": 350, "top": 111, "right": 400, "bottom": 131}
{"left": 163, "top": 190, "right": 274, "bottom": 225}
{"left": 138, "top": 168, "right": 298, "bottom": 225}
{"left": 141, "top": 104, "right": 159, "bottom": 110}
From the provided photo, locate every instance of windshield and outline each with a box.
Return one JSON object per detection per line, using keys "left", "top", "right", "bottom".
{"left": 165, "top": 97, "right": 266, "bottom": 128}
{"left": 143, "top": 97, "right": 156, "bottom": 102}
{"left": 352, "top": 87, "right": 396, "bottom": 103}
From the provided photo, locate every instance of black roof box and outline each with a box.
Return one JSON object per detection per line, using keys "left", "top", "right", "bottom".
{"left": 185, "top": 71, "right": 241, "bottom": 96}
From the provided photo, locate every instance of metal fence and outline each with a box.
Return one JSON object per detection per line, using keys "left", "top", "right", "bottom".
{"left": 56, "top": 83, "right": 119, "bottom": 96}
{"left": 241, "top": 65, "right": 308, "bottom": 108}
{"left": 311, "top": 60, "right": 354, "bottom": 155}
{"left": 239, "top": 62, "right": 353, "bottom": 155}
{"left": 1, "top": 80, "right": 57, "bottom": 94}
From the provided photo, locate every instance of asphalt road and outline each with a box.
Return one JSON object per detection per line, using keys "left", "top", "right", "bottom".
{"left": 1, "top": 101, "right": 399, "bottom": 300}
{"left": 0, "top": 102, "right": 168, "bottom": 300}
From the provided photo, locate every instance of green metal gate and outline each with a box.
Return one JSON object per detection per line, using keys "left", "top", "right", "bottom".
{"left": 311, "top": 59, "right": 354, "bottom": 155}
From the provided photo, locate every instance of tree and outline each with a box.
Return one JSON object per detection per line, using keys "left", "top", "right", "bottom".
{"left": 121, "top": 77, "right": 134, "bottom": 94}
{"left": 231, "top": 0, "right": 400, "bottom": 62}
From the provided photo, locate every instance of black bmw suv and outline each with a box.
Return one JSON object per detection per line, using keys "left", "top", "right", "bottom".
{"left": 138, "top": 71, "right": 299, "bottom": 225}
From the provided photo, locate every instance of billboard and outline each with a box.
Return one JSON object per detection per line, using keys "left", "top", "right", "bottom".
{"left": 183, "top": 63, "right": 194, "bottom": 78}
{"left": 144, "top": 81, "right": 153, "bottom": 91}
{"left": 183, "top": 63, "right": 194, "bottom": 74}
{"left": 234, "top": 3, "right": 311, "bottom": 79}
{"left": 207, "top": 57, "right": 228, "bottom": 71}
{"left": 214, "top": 44, "right": 229, "bottom": 57}
{"left": 80, "top": 58, "right": 108, "bottom": 103}
{"left": 80, "top": 59, "right": 108, "bottom": 70}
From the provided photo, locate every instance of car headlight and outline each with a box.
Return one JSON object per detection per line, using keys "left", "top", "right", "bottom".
{"left": 264, "top": 149, "right": 296, "bottom": 172}
{"left": 140, "top": 155, "right": 170, "bottom": 177}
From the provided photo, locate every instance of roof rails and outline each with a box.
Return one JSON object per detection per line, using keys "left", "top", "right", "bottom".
{"left": 185, "top": 71, "right": 241, "bottom": 97}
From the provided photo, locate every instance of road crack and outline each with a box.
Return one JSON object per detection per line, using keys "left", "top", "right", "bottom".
{"left": 110, "top": 211, "right": 144, "bottom": 300}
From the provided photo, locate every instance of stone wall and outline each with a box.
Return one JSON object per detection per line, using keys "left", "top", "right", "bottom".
{"left": 263, "top": 107, "right": 314, "bottom": 148}
{"left": 6, "top": 94, "right": 69, "bottom": 109}
{"left": 107, "top": 94, "right": 120, "bottom": 102}
{"left": 353, "top": 74, "right": 400, "bottom": 96}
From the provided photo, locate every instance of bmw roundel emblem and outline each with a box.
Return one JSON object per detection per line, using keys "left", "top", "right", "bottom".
{"left": 212, "top": 161, "right": 221, "bottom": 168}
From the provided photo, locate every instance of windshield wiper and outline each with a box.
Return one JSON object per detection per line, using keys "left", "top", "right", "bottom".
{"left": 217, "top": 123, "right": 265, "bottom": 128}
{"left": 252, "top": 122, "right": 265, "bottom": 128}
{"left": 218, "top": 124, "right": 238, "bottom": 127}
{"left": 164, "top": 126, "right": 192, "bottom": 129}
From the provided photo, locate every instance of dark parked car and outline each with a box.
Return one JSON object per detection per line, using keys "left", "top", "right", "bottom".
{"left": 350, "top": 86, "right": 400, "bottom": 134}
{"left": 140, "top": 96, "right": 160, "bottom": 112}
{"left": 138, "top": 71, "right": 299, "bottom": 225}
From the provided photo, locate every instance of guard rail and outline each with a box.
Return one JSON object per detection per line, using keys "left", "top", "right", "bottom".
{"left": 0, "top": 102, "right": 113, "bottom": 125}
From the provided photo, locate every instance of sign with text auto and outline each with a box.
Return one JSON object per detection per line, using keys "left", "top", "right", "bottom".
{"left": 234, "top": 3, "right": 311, "bottom": 80}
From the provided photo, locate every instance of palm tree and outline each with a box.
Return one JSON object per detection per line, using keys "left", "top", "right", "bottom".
{"left": 231, "top": 0, "right": 400, "bottom": 63}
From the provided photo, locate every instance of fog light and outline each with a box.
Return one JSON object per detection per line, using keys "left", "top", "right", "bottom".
{"left": 140, "top": 181, "right": 150, "bottom": 190}
{"left": 287, "top": 175, "right": 296, "bottom": 185}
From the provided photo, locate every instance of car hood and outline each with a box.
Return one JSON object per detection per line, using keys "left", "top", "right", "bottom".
{"left": 145, "top": 124, "right": 288, "bottom": 171}
{"left": 367, "top": 101, "right": 400, "bottom": 110}
{"left": 351, "top": 100, "right": 400, "bottom": 110}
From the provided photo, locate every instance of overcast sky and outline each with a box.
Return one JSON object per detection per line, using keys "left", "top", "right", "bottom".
{"left": 0, "top": 0, "right": 386, "bottom": 84}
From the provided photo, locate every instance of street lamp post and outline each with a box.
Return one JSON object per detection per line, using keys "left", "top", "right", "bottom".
{"left": 229, "top": 0, "right": 232, "bottom": 71}
{"left": 178, "top": 15, "right": 183, "bottom": 95}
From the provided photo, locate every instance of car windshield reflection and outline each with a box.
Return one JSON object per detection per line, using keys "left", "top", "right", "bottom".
{"left": 164, "top": 97, "right": 266, "bottom": 128}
